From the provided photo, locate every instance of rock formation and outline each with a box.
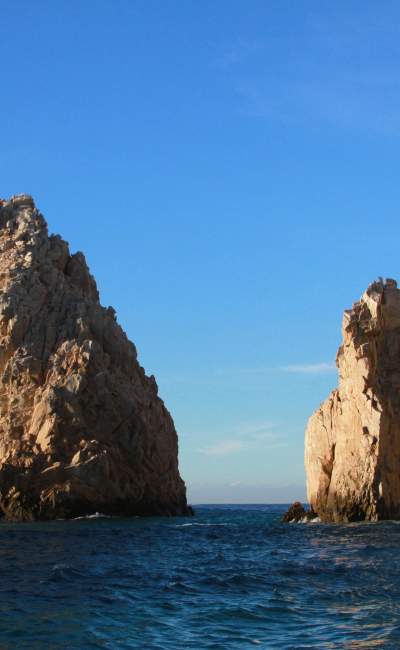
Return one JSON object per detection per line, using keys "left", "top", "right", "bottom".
{"left": 282, "top": 501, "right": 310, "bottom": 523}
{"left": 305, "top": 278, "right": 400, "bottom": 522}
{"left": 0, "top": 194, "right": 190, "bottom": 521}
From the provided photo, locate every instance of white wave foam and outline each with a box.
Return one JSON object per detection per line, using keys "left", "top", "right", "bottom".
{"left": 175, "top": 522, "right": 231, "bottom": 527}
{"left": 73, "top": 512, "right": 110, "bottom": 520}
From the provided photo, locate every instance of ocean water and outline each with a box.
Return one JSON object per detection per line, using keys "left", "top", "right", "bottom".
{"left": 1, "top": 505, "right": 400, "bottom": 649}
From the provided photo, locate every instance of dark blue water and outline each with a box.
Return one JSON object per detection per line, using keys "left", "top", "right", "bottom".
{"left": 1, "top": 505, "right": 400, "bottom": 649}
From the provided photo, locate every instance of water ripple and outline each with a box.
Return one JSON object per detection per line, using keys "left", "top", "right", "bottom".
{"left": 1, "top": 505, "right": 400, "bottom": 648}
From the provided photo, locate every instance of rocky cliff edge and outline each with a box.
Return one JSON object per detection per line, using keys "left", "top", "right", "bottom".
{"left": 305, "top": 278, "right": 400, "bottom": 522}
{"left": 0, "top": 194, "right": 190, "bottom": 520}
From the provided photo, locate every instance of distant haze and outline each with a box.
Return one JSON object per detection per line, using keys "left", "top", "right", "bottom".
{"left": 188, "top": 483, "right": 307, "bottom": 505}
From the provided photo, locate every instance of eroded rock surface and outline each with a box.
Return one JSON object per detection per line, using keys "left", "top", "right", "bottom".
{"left": 305, "top": 278, "right": 400, "bottom": 522}
{"left": 0, "top": 194, "right": 190, "bottom": 520}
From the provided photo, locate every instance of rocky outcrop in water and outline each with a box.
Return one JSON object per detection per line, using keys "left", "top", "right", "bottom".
{"left": 282, "top": 501, "right": 309, "bottom": 522}
{"left": 305, "top": 278, "right": 400, "bottom": 522}
{"left": 0, "top": 194, "right": 190, "bottom": 521}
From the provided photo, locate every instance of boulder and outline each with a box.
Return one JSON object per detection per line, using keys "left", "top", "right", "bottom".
{"left": 282, "top": 501, "right": 309, "bottom": 522}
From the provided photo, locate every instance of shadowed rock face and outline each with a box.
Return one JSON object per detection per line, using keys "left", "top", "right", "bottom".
{"left": 305, "top": 278, "right": 400, "bottom": 522}
{"left": 0, "top": 195, "right": 190, "bottom": 521}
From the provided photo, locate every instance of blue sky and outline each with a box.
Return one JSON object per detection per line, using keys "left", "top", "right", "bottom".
{"left": 2, "top": 1, "right": 400, "bottom": 502}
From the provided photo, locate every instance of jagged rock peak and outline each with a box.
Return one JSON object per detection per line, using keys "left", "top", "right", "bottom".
{"left": 0, "top": 195, "right": 190, "bottom": 520}
{"left": 305, "top": 278, "right": 400, "bottom": 522}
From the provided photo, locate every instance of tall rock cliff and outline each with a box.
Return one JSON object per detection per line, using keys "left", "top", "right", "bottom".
{"left": 0, "top": 194, "right": 190, "bottom": 521}
{"left": 305, "top": 278, "right": 400, "bottom": 522}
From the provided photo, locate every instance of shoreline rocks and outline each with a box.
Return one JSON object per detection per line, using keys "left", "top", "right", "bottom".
{"left": 282, "top": 501, "right": 316, "bottom": 523}
{"left": 0, "top": 195, "right": 191, "bottom": 521}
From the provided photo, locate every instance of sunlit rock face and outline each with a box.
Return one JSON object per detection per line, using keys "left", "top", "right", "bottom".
{"left": 0, "top": 195, "right": 190, "bottom": 520}
{"left": 305, "top": 278, "right": 400, "bottom": 522}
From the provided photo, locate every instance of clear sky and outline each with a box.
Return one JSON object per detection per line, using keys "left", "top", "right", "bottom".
{"left": 2, "top": 1, "right": 400, "bottom": 503}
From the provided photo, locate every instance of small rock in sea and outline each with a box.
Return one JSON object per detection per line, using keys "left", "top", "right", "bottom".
{"left": 282, "top": 501, "right": 314, "bottom": 523}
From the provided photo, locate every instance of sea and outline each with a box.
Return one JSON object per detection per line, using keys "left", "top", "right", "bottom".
{"left": 1, "top": 504, "right": 400, "bottom": 649}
